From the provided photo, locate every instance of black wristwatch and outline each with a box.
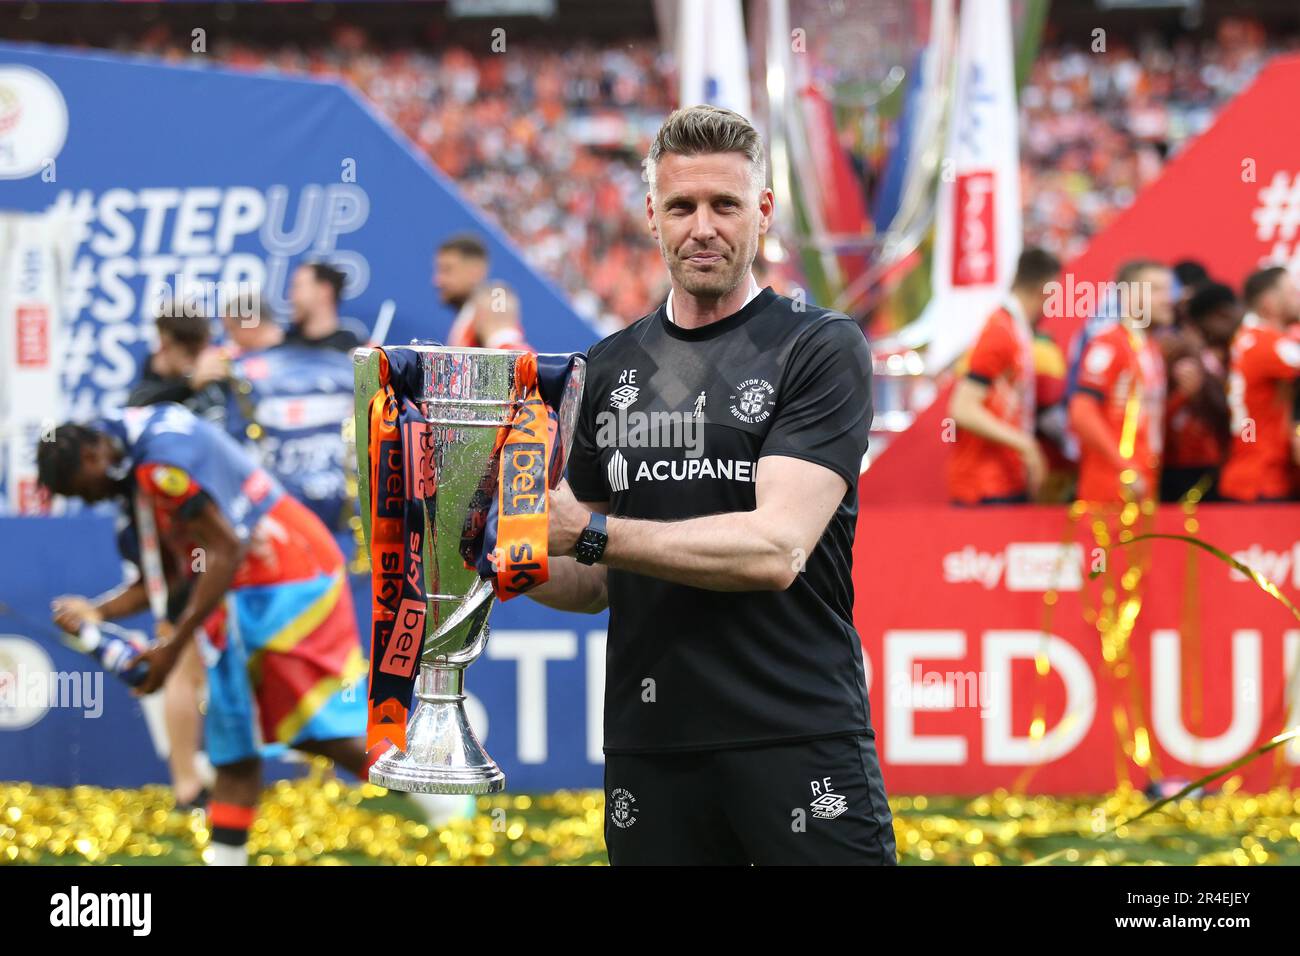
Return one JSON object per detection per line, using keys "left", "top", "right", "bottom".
{"left": 574, "top": 511, "right": 609, "bottom": 565}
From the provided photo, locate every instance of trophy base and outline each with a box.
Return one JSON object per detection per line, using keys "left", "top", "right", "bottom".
{"left": 368, "top": 754, "right": 505, "bottom": 795}
{"left": 367, "top": 664, "right": 506, "bottom": 795}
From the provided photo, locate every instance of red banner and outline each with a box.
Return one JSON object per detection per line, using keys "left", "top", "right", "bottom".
{"left": 950, "top": 171, "right": 997, "bottom": 287}
{"left": 854, "top": 504, "right": 1300, "bottom": 794}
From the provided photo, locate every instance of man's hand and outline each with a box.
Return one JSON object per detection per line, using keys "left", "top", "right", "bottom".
{"left": 132, "top": 637, "right": 183, "bottom": 696}
{"left": 51, "top": 595, "right": 101, "bottom": 634}
{"left": 190, "top": 346, "right": 230, "bottom": 389}
{"left": 1018, "top": 439, "right": 1047, "bottom": 498}
{"left": 547, "top": 479, "right": 591, "bottom": 558}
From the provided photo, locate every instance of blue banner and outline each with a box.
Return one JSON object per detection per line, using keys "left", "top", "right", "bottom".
{"left": 0, "top": 41, "right": 596, "bottom": 425}
{"left": 0, "top": 516, "right": 609, "bottom": 790}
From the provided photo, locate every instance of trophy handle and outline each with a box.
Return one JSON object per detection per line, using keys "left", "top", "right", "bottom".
{"left": 424, "top": 575, "right": 495, "bottom": 666}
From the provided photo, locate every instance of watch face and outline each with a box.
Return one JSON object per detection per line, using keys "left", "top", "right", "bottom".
{"left": 577, "top": 526, "right": 607, "bottom": 564}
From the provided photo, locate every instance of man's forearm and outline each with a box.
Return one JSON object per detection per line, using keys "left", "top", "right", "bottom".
{"left": 527, "top": 557, "right": 608, "bottom": 613}
{"left": 170, "top": 551, "right": 240, "bottom": 646}
{"left": 953, "top": 400, "right": 1031, "bottom": 451}
{"left": 603, "top": 510, "right": 795, "bottom": 592}
{"left": 1069, "top": 395, "right": 1126, "bottom": 469}
{"left": 94, "top": 580, "right": 149, "bottom": 621}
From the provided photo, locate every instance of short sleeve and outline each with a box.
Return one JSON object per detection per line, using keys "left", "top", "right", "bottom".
{"left": 1260, "top": 335, "right": 1300, "bottom": 378}
{"left": 967, "top": 318, "right": 1016, "bottom": 385}
{"left": 565, "top": 375, "right": 608, "bottom": 503}
{"left": 135, "top": 462, "right": 207, "bottom": 519}
{"left": 1076, "top": 335, "right": 1119, "bottom": 398}
{"left": 759, "top": 317, "right": 873, "bottom": 488}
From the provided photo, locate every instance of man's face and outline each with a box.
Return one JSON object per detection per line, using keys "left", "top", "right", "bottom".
{"left": 434, "top": 250, "right": 487, "bottom": 306}
{"left": 1201, "top": 303, "right": 1244, "bottom": 347}
{"left": 289, "top": 265, "right": 322, "bottom": 323}
{"left": 65, "top": 435, "right": 118, "bottom": 503}
{"left": 1269, "top": 274, "right": 1300, "bottom": 323}
{"left": 223, "top": 311, "right": 261, "bottom": 352}
{"left": 1026, "top": 272, "right": 1061, "bottom": 323}
{"left": 1138, "top": 267, "right": 1175, "bottom": 328}
{"left": 153, "top": 332, "right": 191, "bottom": 378}
{"left": 646, "top": 151, "right": 773, "bottom": 300}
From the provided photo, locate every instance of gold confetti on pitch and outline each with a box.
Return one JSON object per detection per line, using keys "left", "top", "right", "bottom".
{"left": 4, "top": 768, "right": 1300, "bottom": 865}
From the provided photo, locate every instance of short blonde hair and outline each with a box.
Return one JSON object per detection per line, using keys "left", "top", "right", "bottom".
{"left": 643, "top": 105, "right": 767, "bottom": 196}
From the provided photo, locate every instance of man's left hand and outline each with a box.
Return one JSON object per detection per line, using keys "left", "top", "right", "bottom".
{"left": 132, "top": 638, "right": 184, "bottom": 696}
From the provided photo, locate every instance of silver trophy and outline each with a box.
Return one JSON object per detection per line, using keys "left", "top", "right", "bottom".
{"left": 353, "top": 346, "right": 584, "bottom": 793}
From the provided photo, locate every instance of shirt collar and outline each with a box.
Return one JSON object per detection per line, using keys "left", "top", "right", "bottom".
{"left": 666, "top": 273, "right": 762, "bottom": 326}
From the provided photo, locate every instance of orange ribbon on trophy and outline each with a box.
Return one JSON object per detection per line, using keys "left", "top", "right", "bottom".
{"left": 460, "top": 351, "right": 580, "bottom": 601}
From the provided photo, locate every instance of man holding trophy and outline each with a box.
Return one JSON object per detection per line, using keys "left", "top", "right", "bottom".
{"left": 354, "top": 105, "right": 892, "bottom": 865}
{"left": 530, "top": 106, "right": 896, "bottom": 865}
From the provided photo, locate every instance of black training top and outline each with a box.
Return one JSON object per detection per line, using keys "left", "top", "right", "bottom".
{"left": 566, "top": 286, "right": 877, "bottom": 753}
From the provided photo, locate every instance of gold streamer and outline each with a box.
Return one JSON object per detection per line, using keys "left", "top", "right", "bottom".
{"left": 1094, "top": 532, "right": 1300, "bottom": 625}
{"left": 1013, "top": 501, "right": 1088, "bottom": 795}
{"left": 1084, "top": 501, "right": 1161, "bottom": 785}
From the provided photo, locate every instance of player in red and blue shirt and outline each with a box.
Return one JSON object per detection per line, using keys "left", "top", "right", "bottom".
{"left": 38, "top": 403, "right": 367, "bottom": 866}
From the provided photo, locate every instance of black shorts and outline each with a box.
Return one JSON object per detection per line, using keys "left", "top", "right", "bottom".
{"left": 603, "top": 733, "right": 897, "bottom": 865}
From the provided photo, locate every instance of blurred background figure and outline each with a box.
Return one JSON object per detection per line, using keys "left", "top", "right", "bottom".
{"left": 947, "top": 247, "right": 1061, "bottom": 505}
{"left": 434, "top": 233, "right": 531, "bottom": 351}
{"left": 221, "top": 291, "right": 285, "bottom": 357}
{"left": 288, "top": 262, "right": 363, "bottom": 352}
{"left": 1220, "top": 267, "right": 1300, "bottom": 502}
{"left": 1160, "top": 280, "right": 1239, "bottom": 501}
{"left": 129, "top": 307, "right": 230, "bottom": 422}
{"left": 1068, "top": 260, "right": 1172, "bottom": 503}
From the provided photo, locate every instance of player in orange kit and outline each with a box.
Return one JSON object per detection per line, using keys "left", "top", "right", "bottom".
{"left": 1068, "top": 261, "right": 1173, "bottom": 503}
{"left": 433, "top": 233, "right": 531, "bottom": 350}
{"left": 947, "top": 248, "right": 1061, "bottom": 504}
{"left": 1220, "top": 266, "right": 1300, "bottom": 502}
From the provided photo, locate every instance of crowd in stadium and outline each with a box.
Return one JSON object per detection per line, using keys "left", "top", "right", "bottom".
{"left": 76, "top": 16, "right": 1286, "bottom": 332}
{"left": 1021, "top": 18, "right": 1295, "bottom": 259}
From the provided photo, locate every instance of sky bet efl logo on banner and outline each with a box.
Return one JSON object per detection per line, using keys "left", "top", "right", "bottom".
{"left": 0, "top": 43, "right": 592, "bottom": 426}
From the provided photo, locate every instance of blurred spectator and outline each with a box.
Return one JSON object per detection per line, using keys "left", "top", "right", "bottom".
{"left": 1020, "top": 19, "right": 1294, "bottom": 260}
{"left": 434, "top": 233, "right": 530, "bottom": 351}
{"left": 1068, "top": 260, "right": 1171, "bottom": 503}
{"left": 128, "top": 307, "right": 229, "bottom": 422}
{"left": 1220, "top": 267, "right": 1300, "bottom": 502}
{"left": 109, "top": 31, "right": 674, "bottom": 332}
{"left": 82, "top": 17, "right": 1300, "bottom": 334}
{"left": 288, "top": 262, "right": 362, "bottom": 352}
{"left": 1160, "top": 281, "right": 1239, "bottom": 501}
